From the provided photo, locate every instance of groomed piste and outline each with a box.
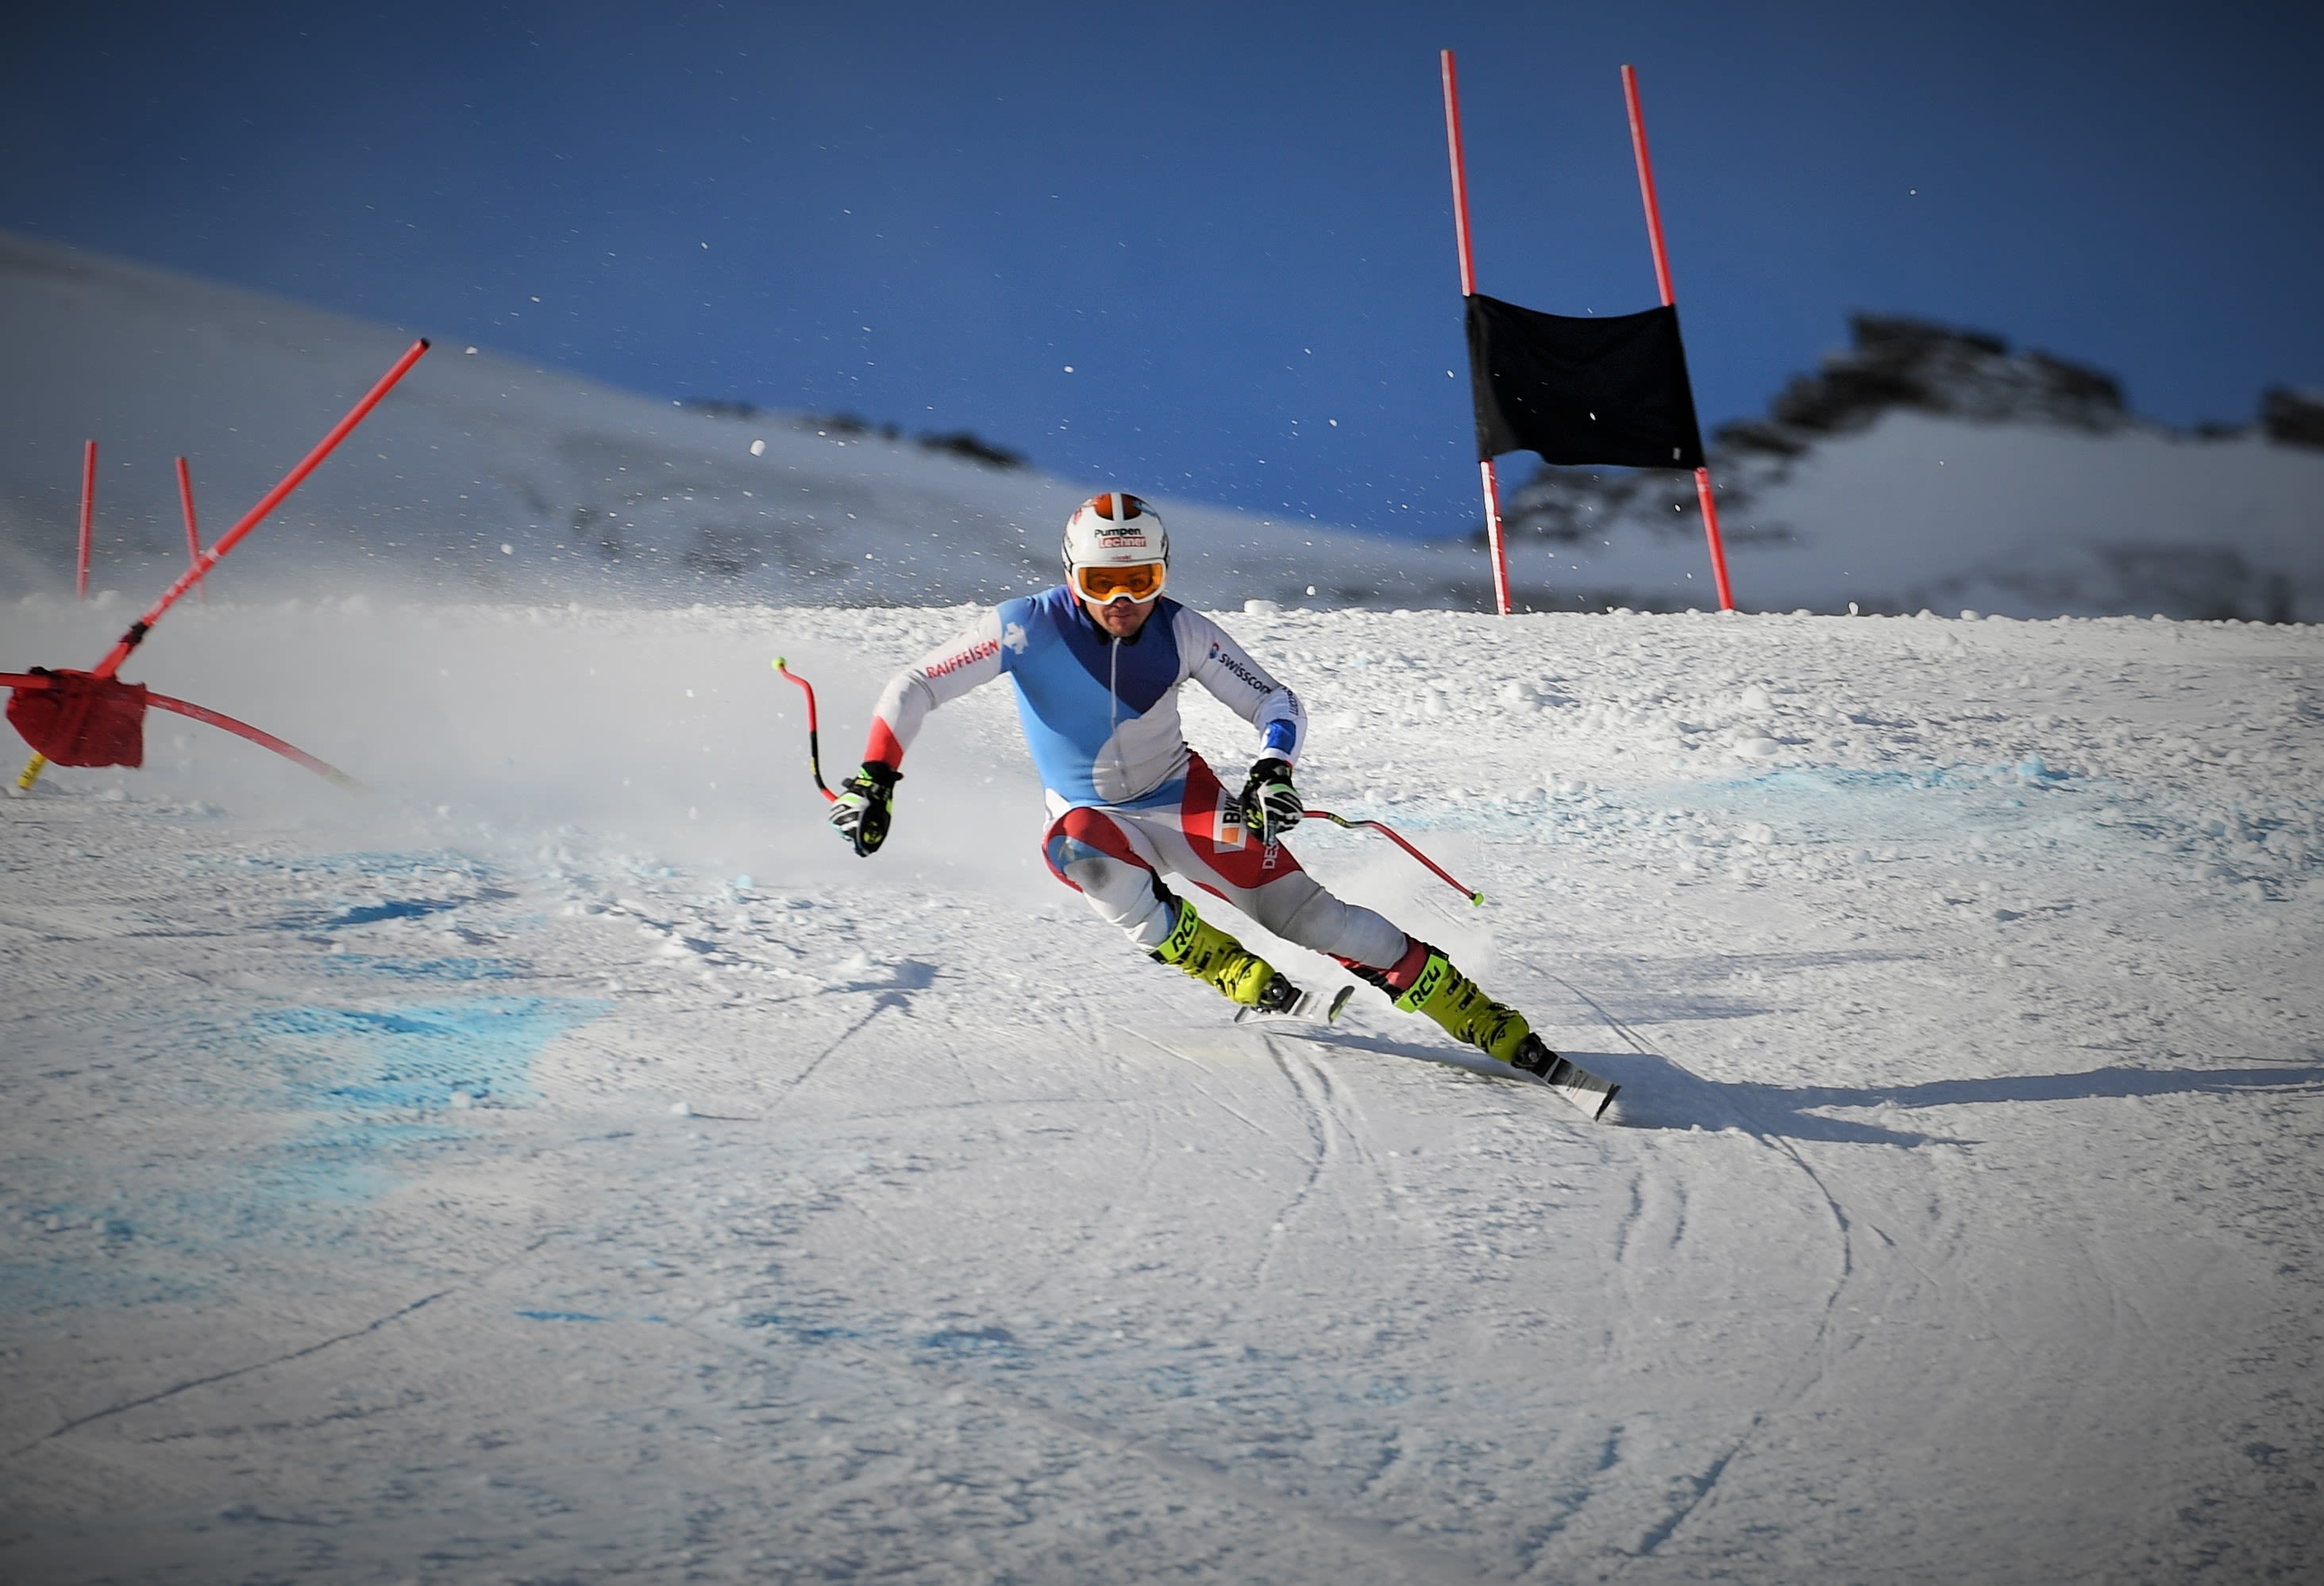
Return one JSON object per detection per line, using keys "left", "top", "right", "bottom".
{"left": 3, "top": 589, "right": 2318, "bottom": 1582}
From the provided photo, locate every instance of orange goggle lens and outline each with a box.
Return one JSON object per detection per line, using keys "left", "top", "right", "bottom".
{"left": 1072, "top": 560, "right": 1166, "bottom": 603}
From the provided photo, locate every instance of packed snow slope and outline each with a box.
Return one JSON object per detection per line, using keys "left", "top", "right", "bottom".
{"left": 2, "top": 591, "right": 2320, "bottom": 1583}
{"left": 0, "top": 232, "right": 1424, "bottom": 612}
{"left": 7, "top": 232, "right": 2321, "bottom": 619}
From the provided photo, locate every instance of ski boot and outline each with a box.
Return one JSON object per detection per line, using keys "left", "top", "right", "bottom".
{"left": 1153, "top": 895, "right": 1301, "bottom": 1011}
{"left": 1355, "top": 943, "right": 1621, "bottom": 1119}
{"left": 1360, "top": 945, "right": 1540, "bottom": 1064}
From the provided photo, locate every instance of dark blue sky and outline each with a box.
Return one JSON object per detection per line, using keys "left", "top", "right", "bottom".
{"left": 6, "top": 1, "right": 2319, "bottom": 538}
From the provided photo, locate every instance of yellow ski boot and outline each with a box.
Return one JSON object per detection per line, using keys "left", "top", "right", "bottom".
{"left": 1153, "top": 896, "right": 1287, "bottom": 1008}
{"left": 1358, "top": 942, "right": 1622, "bottom": 1118}
{"left": 1390, "top": 946, "right": 1540, "bottom": 1065}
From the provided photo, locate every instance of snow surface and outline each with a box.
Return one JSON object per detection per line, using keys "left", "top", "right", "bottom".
{"left": 4, "top": 587, "right": 2322, "bottom": 1582}
{"left": 1497, "top": 412, "right": 2324, "bottom": 622}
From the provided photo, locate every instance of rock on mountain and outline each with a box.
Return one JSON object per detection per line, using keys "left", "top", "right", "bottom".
{"left": 1493, "top": 314, "right": 2324, "bottom": 621}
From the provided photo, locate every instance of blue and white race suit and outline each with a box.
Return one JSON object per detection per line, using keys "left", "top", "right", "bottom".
{"left": 862, "top": 586, "right": 1409, "bottom": 969}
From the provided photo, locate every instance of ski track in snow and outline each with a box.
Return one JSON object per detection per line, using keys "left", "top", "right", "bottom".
{"left": 2, "top": 595, "right": 2321, "bottom": 1582}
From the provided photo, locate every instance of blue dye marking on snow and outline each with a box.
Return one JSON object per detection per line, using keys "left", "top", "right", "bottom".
{"left": 518, "top": 1310, "right": 608, "bottom": 1323}
{"left": 254, "top": 997, "right": 603, "bottom": 1111}
{"left": 740, "top": 1311, "right": 862, "bottom": 1344}
{"left": 1137, "top": 1361, "right": 1204, "bottom": 1400}
{"left": 0, "top": 1198, "right": 205, "bottom": 1318}
{"left": 920, "top": 1324, "right": 1021, "bottom": 1356}
{"left": 239, "top": 995, "right": 606, "bottom": 1210}
{"left": 317, "top": 954, "right": 521, "bottom": 981}
{"left": 330, "top": 897, "right": 462, "bottom": 926}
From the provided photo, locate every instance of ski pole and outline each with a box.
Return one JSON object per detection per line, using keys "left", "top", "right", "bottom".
{"left": 769, "top": 660, "right": 1476, "bottom": 902}
{"left": 1302, "top": 809, "right": 1485, "bottom": 907}
{"left": 773, "top": 657, "right": 836, "bottom": 803}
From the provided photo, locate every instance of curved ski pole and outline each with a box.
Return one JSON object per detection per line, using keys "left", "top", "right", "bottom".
{"left": 1301, "top": 809, "right": 1485, "bottom": 906}
{"left": 773, "top": 657, "right": 837, "bottom": 803}
{"left": 145, "top": 691, "right": 362, "bottom": 791}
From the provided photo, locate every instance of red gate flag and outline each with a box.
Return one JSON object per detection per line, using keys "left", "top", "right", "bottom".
{"left": 6, "top": 670, "right": 148, "bottom": 767}
{"left": 1464, "top": 293, "right": 1705, "bottom": 470}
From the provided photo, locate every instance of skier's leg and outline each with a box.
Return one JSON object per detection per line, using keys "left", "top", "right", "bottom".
{"left": 1042, "top": 805, "right": 1174, "bottom": 944}
{"left": 1231, "top": 874, "right": 1558, "bottom": 1067}
{"left": 1040, "top": 805, "right": 1291, "bottom": 1008}
{"left": 1147, "top": 754, "right": 1401, "bottom": 960}
{"left": 1151, "top": 756, "right": 1563, "bottom": 1074}
{"left": 1336, "top": 937, "right": 1555, "bottom": 1072}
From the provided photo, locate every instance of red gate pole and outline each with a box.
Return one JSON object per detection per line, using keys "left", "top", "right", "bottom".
{"left": 1621, "top": 64, "right": 1735, "bottom": 612}
{"left": 91, "top": 337, "right": 430, "bottom": 680}
{"left": 1442, "top": 48, "right": 1513, "bottom": 617}
{"left": 175, "top": 457, "right": 205, "bottom": 602}
{"left": 76, "top": 440, "right": 96, "bottom": 600}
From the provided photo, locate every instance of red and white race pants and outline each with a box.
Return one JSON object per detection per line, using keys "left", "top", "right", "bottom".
{"left": 1039, "top": 753, "right": 1408, "bottom": 971}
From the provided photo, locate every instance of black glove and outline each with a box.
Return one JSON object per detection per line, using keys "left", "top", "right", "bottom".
{"left": 1239, "top": 756, "right": 1303, "bottom": 845}
{"left": 828, "top": 760, "right": 900, "bottom": 857}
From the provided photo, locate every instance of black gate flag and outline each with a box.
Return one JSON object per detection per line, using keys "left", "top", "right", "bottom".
{"left": 1465, "top": 292, "right": 1705, "bottom": 470}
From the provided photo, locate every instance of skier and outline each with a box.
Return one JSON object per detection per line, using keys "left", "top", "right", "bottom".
{"left": 827, "top": 491, "right": 1570, "bottom": 1083}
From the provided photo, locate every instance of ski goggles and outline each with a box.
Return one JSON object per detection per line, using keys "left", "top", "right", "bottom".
{"left": 1070, "top": 560, "right": 1167, "bottom": 604}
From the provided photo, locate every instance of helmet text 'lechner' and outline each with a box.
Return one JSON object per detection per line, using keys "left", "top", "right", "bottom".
{"left": 1062, "top": 491, "right": 1170, "bottom": 604}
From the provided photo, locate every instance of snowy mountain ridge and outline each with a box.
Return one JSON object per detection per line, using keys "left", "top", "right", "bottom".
{"left": 2, "top": 231, "right": 2319, "bottom": 621}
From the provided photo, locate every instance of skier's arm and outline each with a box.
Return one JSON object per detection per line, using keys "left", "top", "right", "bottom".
{"left": 1180, "top": 610, "right": 1305, "bottom": 766}
{"left": 861, "top": 610, "right": 1008, "bottom": 768}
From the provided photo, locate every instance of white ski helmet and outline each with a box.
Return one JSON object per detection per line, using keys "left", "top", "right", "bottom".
{"left": 1061, "top": 491, "right": 1170, "bottom": 603}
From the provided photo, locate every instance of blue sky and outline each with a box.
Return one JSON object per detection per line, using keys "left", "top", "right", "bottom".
{"left": 5, "top": 1, "right": 2319, "bottom": 540}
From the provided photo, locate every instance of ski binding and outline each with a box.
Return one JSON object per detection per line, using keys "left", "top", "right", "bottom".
{"left": 1235, "top": 983, "right": 1354, "bottom": 1025}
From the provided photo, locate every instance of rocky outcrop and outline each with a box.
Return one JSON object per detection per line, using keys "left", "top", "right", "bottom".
{"left": 1502, "top": 313, "right": 2136, "bottom": 545}
{"left": 1748, "top": 314, "right": 2127, "bottom": 442}
{"left": 2260, "top": 387, "right": 2324, "bottom": 450}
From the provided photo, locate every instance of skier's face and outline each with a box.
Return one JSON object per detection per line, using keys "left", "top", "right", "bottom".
{"left": 1081, "top": 593, "right": 1154, "bottom": 638}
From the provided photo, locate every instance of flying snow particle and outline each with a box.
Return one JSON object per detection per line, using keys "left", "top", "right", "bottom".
{"left": 750, "top": 439, "right": 765, "bottom": 456}
{"left": 500, "top": 543, "right": 513, "bottom": 555}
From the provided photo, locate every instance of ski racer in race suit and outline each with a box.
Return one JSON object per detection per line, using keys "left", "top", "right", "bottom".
{"left": 828, "top": 491, "right": 1564, "bottom": 1078}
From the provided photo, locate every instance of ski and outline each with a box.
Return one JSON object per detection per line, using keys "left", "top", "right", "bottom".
{"left": 1234, "top": 983, "right": 1355, "bottom": 1026}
